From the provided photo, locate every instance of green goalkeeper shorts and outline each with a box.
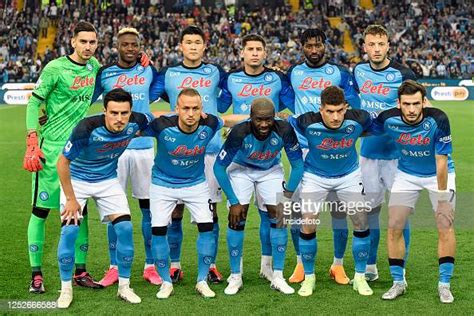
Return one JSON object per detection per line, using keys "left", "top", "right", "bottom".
{"left": 31, "top": 139, "right": 65, "bottom": 210}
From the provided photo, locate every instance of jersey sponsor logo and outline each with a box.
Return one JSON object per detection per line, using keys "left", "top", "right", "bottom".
{"left": 396, "top": 133, "right": 431, "bottom": 146}
{"left": 321, "top": 153, "right": 349, "bottom": 160}
{"left": 360, "top": 80, "right": 390, "bottom": 96}
{"left": 113, "top": 74, "right": 146, "bottom": 88}
{"left": 361, "top": 99, "right": 388, "bottom": 111}
{"left": 70, "top": 76, "right": 95, "bottom": 90}
{"left": 170, "top": 145, "right": 205, "bottom": 156}
{"left": 248, "top": 150, "right": 279, "bottom": 160}
{"left": 177, "top": 76, "right": 211, "bottom": 89}
{"left": 240, "top": 103, "right": 249, "bottom": 112}
{"left": 439, "top": 135, "right": 452, "bottom": 143}
{"left": 298, "top": 77, "right": 332, "bottom": 90}
{"left": 401, "top": 149, "right": 431, "bottom": 157}
{"left": 316, "top": 138, "right": 354, "bottom": 150}
{"left": 237, "top": 84, "right": 272, "bottom": 97}
{"left": 97, "top": 139, "right": 131, "bottom": 152}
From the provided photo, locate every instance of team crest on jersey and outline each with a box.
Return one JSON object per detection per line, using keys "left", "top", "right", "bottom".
{"left": 86, "top": 63, "right": 93, "bottom": 71}
{"left": 423, "top": 121, "right": 431, "bottom": 130}
{"left": 386, "top": 73, "right": 395, "bottom": 81}
{"left": 240, "top": 104, "right": 249, "bottom": 112}
{"left": 203, "top": 67, "right": 212, "bottom": 74}
{"left": 264, "top": 74, "right": 273, "bottom": 82}
{"left": 126, "top": 127, "right": 134, "bottom": 135}
{"left": 270, "top": 138, "right": 278, "bottom": 146}
{"left": 93, "top": 136, "right": 104, "bottom": 142}
{"left": 345, "top": 125, "right": 355, "bottom": 134}
{"left": 39, "top": 191, "right": 49, "bottom": 201}
{"left": 137, "top": 65, "right": 144, "bottom": 72}
{"left": 325, "top": 66, "right": 335, "bottom": 75}
{"left": 199, "top": 130, "right": 208, "bottom": 140}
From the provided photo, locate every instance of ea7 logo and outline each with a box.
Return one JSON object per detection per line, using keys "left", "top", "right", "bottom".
{"left": 165, "top": 135, "right": 176, "bottom": 142}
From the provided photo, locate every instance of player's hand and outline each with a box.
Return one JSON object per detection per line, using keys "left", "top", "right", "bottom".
{"left": 61, "top": 199, "right": 81, "bottom": 226}
{"left": 38, "top": 109, "right": 48, "bottom": 126}
{"left": 139, "top": 52, "right": 152, "bottom": 67}
{"left": 200, "top": 112, "right": 208, "bottom": 119}
{"left": 436, "top": 200, "right": 454, "bottom": 229}
{"left": 229, "top": 203, "right": 245, "bottom": 229}
{"left": 23, "top": 132, "right": 45, "bottom": 172}
{"left": 276, "top": 112, "right": 290, "bottom": 120}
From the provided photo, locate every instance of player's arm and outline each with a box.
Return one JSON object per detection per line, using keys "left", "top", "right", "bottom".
{"left": 91, "top": 68, "right": 105, "bottom": 104}
{"left": 217, "top": 76, "right": 233, "bottom": 114}
{"left": 282, "top": 126, "right": 304, "bottom": 196}
{"left": 277, "top": 70, "right": 296, "bottom": 113}
{"left": 340, "top": 66, "right": 361, "bottom": 109}
{"left": 221, "top": 114, "right": 249, "bottom": 127}
{"left": 149, "top": 66, "right": 168, "bottom": 103}
{"left": 57, "top": 154, "right": 81, "bottom": 225}
{"left": 363, "top": 109, "right": 390, "bottom": 137}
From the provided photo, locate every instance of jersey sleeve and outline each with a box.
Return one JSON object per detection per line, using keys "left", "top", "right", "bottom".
{"left": 369, "top": 109, "right": 395, "bottom": 136}
{"left": 131, "top": 112, "right": 153, "bottom": 132}
{"left": 217, "top": 76, "right": 232, "bottom": 113}
{"left": 62, "top": 120, "right": 91, "bottom": 161}
{"left": 281, "top": 122, "right": 304, "bottom": 192}
{"left": 91, "top": 66, "right": 105, "bottom": 104}
{"left": 204, "top": 114, "right": 223, "bottom": 138}
{"left": 277, "top": 71, "right": 295, "bottom": 112}
{"left": 433, "top": 110, "right": 453, "bottom": 155}
{"left": 339, "top": 65, "right": 361, "bottom": 109}
{"left": 400, "top": 66, "right": 417, "bottom": 81}
{"left": 149, "top": 66, "right": 167, "bottom": 103}
{"left": 142, "top": 116, "right": 172, "bottom": 138}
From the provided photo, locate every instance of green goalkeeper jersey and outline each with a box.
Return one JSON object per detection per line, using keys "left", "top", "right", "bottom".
{"left": 26, "top": 56, "right": 101, "bottom": 142}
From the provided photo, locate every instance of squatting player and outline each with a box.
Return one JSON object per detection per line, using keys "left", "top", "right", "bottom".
{"left": 289, "top": 86, "right": 373, "bottom": 297}
{"left": 217, "top": 34, "right": 295, "bottom": 281}
{"left": 152, "top": 26, "right": 227, "bottom": 283}
{"left": 353, "top": 24, "right": 417, "bottom": 281}
{"left": 371, "top": 81, "right": 456, "bottom": 303}
{"left": 214, "top": 98, "right": 304, "bottom": 295}
{"left": 92, "top": 27, "right": 162, "bottom": 287}
{"left": 56, "top": 89, "right": 150, "bottom": 308}
{"left": 145, "top": 88, "right": 224, "bottom": 299}
{"left": 286, "top": 28, "right": 361, "bottom": 284}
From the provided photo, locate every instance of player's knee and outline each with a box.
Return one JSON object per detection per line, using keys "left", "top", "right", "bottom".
{"left": 367, "top": 205, "right": 382, "bottom": 216}
{"left": 139, "top": 199, "right": 150, "bottom": 209}
{"left": 330, "top": 203, "right": 347, "bottom": 219}
{"left": 32, "top": 206, "right": 50, "bottom": 219}
{"left": 152, "top": 226, "right": 168, "bottom": 236}
{"left": 387, "top": 228, "right": 403, "bottom": 241}
{"left": 350, "top": 213, "right": 368, "bottom": 231}
{"left": 301, "top": 225, "right": 316, "bottom": 235}
{"left": 197, "top": 222, "right": 214, "bottom": 233}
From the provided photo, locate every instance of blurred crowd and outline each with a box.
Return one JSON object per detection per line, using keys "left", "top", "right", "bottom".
{"left": 0, "top": 0, "right": 472, "bottom": 84}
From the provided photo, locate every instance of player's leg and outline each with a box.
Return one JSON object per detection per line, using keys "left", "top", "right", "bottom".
{"left": 328, "top": 191, "right": 349, "bottom": 285}
{"left": 150, "top": 184, "right": 177, "bottom": 299}
{"left": 428, "top": 173, "right": 456, "bottom": 303}
{"left": 184, "top": 182, "right": 217, "bottom": 298}
{"left": 205, "top": 154, "right": 224, "bottom": 283}
{"left": 168, "top": 204, "right": 184, "bottom": 282}
{"left": 255, "top": 195, "right": 272, "bottom": 281}
{"left": 28, "top": 205, "right": 49, "bottom": 294}
{"left": 96, "top": 179, "right": 140, "bottom": 304}
{"left": 129, "top": 148, "right": 161, "bottom": 285}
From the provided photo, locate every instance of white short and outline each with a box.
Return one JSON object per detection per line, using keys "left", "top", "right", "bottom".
{"left": 360, "top": 157, "right": 398, "bottom": 207}
{"left": 300, "top": 169, "right": 366, "bottom": 214}
{"left": 205, "top": 154, "right": 222, "bottom": 203}
{"left": 117, "top": 148, "right": 154, "bottom": 199}
{"left": 60, "top": 178, "right": 130, "bottom": 223}
{"left": 389, "top": 171, "right": 456, "bottom": 211}
{"left": 228, "top": 163, "right": 284, "bottom": 211}
{"left": 150, "top": 181, "right": 213, "bottom": 227}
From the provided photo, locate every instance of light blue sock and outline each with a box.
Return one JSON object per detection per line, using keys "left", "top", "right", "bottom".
{"left": 107, "top": 222, "right": 117, "bottom": 266}
{"left": 352, "top": 231, "right": 370, "bottom": 273}
{"left": 299, "top": 233, "right": 317, "bottom": 275}
{"left": 389, "top": 259, "right": 405, "bottom": 282}
{"left": 332, "top": 217, "right": 348, "bottom": 260}
{"left": 211, "top": 219, "right": 219, "bottom": 265}
{"left": 227, "top": 224, "right": 245, "bottom": 274}
{"left": 290, "top": 224, "right": 300, "bottom": 256}
{"left": 152, "top": 234, "right": 171, "bottom": 283}
{"left": 168, "top": 218, "right": 183, "bottom": 263}
{"left": 141, "top": 208, "right": 153, "bottom": 265}
{"left": 259, "top": 209, "right": 272, "bottom": 256}
{"left": 439, "top": 258, "right": 454, "bottom": 284}
{"left": 367, "top": 211, "right": 380, "bottom": 265}
{"left": 403, "top": 220, "right": 411, "bottom": 265}
{"left": 197, "top": 231, "right": 215, "bottom": 282}
{"left": 269, "top": 219, "right": 287, "bottom": 272}
{"left": 58, "top": 225, "right": 79, "bottom": 281}
{"left": 113, "top": 221, "right": 134, "bottom": 279}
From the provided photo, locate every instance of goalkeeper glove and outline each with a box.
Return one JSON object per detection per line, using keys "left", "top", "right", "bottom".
{"left": 23, "top": 132, "right": 45, "bottom": 172}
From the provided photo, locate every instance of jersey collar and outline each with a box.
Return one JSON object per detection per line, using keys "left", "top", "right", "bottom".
{"left": 304, "top": 60, "right": 328, "bottom": 69}
{"left": 181, "top": 62, "right": 203, "bottom": 70}
{"left": 67, "top": 55, "right": 87, "bottom": 66}
{"left": 369, "top": 59, "right": 393, "bottom": 72}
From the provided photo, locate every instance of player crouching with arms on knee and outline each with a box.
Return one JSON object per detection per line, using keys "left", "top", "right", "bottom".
{"left": 371, "top": 80, "right": 456, "bottom": 303}
{"left": 56, "top": 89, "right": 151, "bottom": 308}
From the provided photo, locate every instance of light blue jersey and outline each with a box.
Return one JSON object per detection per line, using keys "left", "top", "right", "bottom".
{"left": 371, "top": 108, "right": 455, "bottom": 177}
{"left": 143, "top": 114, "right": 223, "bottom": 188}
{"left": 353, "top": 60, "right": 416, "bottom": 159}
{"left": 63, "top": 112, "right": 151, "bottom": 182}
{"left": 92, "top": 63, "right": 161, "bottom": 149}
{"left": 290, "top": 109, "right": 372, "bottom": 178}
{"left": 153, "top": 62, "right": 227, "bottom": 154}
{"left": 218, "top": 67, "right": 295, "bottom": 114}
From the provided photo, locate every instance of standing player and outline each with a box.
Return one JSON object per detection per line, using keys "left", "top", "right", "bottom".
{"left": 353, "top": 25, "right": 417, "bottom": 281}
{"left": 145, "top": 88, "right": 223, "bottom": 299}
{"left": 371, "top": 81, "right": 456, "bottom": 303}
{"left": 289, "top": 86, "right": 373, "bottom": 297}
{"left": 92, "top": 27, "right": 162, "bottom": 287}
{"left": 214, "top": 98, "right": 304, "bottom": 295}
{"left": 217, "top": 34, "right": 295, "bottom": 280}
{"left": 56, "top": 89, "right": 150, "bottom": 308}
{"left": 286, "top": 28, "right": 360, "bottom": 284}
{"left": 152, "top": 25, "right": 227, "bottom": 283}
{"left": 23, "top": 21, "right": 102, "bottom": 293}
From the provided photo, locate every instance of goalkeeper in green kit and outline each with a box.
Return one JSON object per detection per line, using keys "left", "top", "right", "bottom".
{"left": 23, "top": 21, "right": 150, "bottom": 293}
